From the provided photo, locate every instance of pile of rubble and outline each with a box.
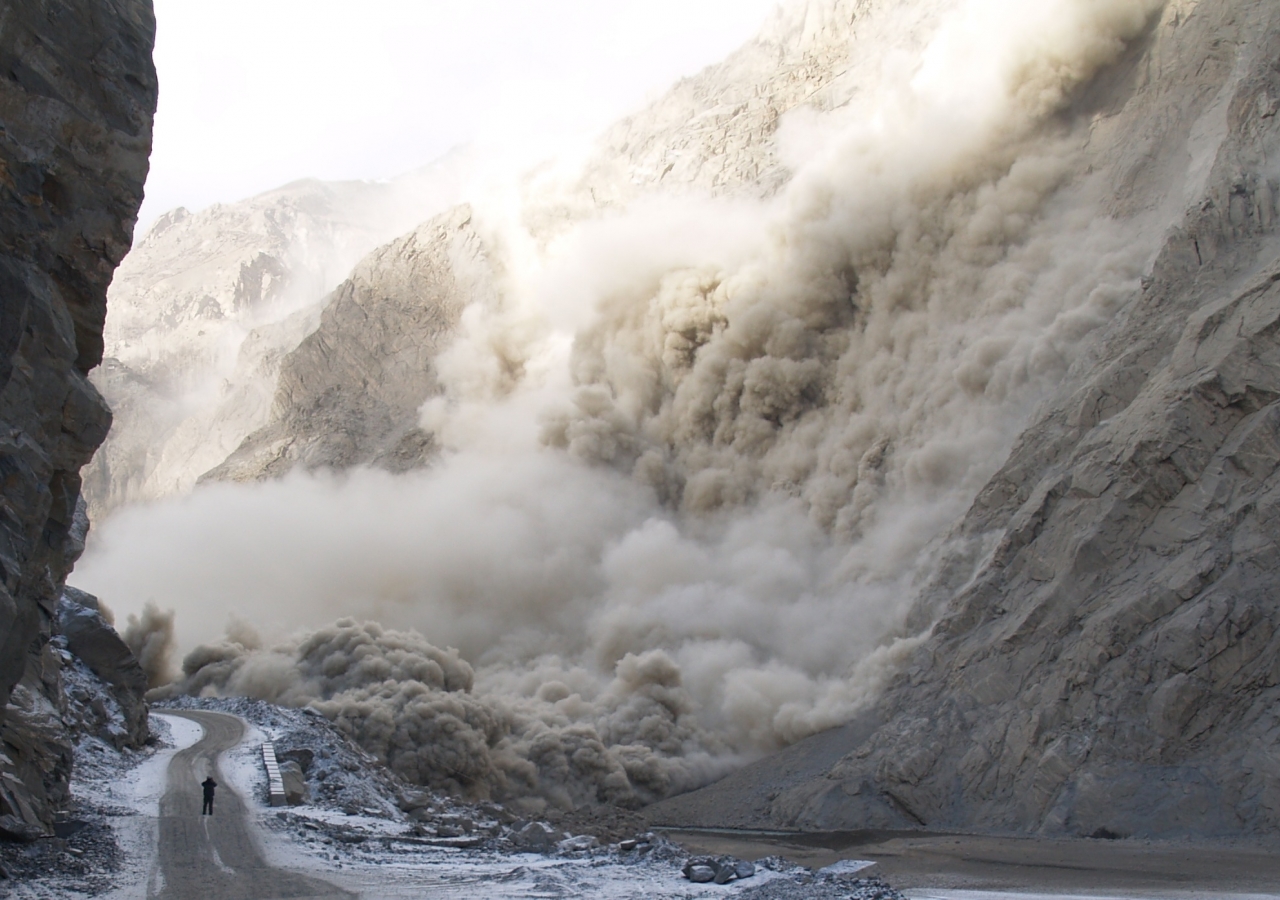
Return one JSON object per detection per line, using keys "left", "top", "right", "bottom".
{"left": 0, "top": 813, "right": 122, "bottom": 890}
{"left": 677, "top": 853, "right": 906, "bottom": 898}
{"left": 154, "top": 698, "right": 911, "bottom": 899}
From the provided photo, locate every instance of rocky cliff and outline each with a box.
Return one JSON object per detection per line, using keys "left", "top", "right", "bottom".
{"left": 649, "top": 0, "right": 1280, "bottom": 838}
{"left": 83, "top": 153, "right": 476, "bottom": 516}
{"left": 207, "top": 203, "right": 500, "bottom": 480}
{"left": 0, "top": 0, "right": 157, "bottom": 839}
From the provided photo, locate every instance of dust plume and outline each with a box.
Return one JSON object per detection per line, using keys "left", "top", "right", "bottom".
{"left": 79, "top": 0, "right": 1166, "bottom": 809}
{"left": 123, "top": 602, "right": 177, "bottom": 690}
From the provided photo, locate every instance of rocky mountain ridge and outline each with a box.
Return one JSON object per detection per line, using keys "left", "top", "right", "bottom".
{"left": 95, "top": 0, "right": 937, "bottom": 493}
{"left": 82, "top": 151, "right": 478, "bottom": 515}
{"left": 205, "top": 203, "right": 501, "bottom": 480}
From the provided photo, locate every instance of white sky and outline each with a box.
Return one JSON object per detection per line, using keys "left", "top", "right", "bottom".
{"left": 140, "top": 0, "right": 783, "bottom": 229}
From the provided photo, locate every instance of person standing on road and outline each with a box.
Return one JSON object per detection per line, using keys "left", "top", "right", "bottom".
{"left": 201, "top": 776, "right": 218, "bottom": 815}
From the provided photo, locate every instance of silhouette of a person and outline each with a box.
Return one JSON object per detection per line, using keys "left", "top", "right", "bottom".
{"left": 201, "top": 776, "right": 218, "bottom": 815}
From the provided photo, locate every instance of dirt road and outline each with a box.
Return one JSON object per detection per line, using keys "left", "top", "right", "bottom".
{"left": 153, "top": 710, "right": 351, "bottom": 900}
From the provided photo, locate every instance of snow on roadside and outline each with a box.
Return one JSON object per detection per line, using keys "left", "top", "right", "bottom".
{"left": 191, "top": 697, "right": 883, "bottom": 899}
{"left": 94, "top": 713, "right": 204, "bottom": 900}
{"left": 3, "top": 713, "right": 204, "bottom": 900}
{"left": 7, "top": 696, "right": 904, "bottom": 899}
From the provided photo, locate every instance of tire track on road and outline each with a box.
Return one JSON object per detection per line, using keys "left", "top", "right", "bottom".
{"left": 154, "top": 710, "right": 351, "bottom": 900}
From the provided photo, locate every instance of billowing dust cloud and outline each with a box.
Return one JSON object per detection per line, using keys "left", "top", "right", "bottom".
{"left": 78, "top": 0, "right": 1165, "bottom": 810}
{"left": 122, "top": 601, "right": 177, "bottom": 690}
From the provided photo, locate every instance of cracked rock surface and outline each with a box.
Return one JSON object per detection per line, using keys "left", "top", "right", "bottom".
{"left": 0, "top": 0, "right": 157, "bottom": 839}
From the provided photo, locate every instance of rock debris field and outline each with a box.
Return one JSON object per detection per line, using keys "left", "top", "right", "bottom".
{"left": 1, "top": 700, "right": 906, "bottom": 899}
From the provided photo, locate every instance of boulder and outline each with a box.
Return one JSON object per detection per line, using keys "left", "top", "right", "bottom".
{"left": 278, "top": 747, "right": 314, "bottom": 774}
{"left": 557, "top": 834, "right": 599, "bottom": 853}
{"left": 685, "top": 865, "right": 716, "bottom": 884}
{"left": 279, "top": 760, "right": 309, "bottom": 806}
{"left": 510, "top": 821, "right": 559, "bottom": 852}
{"left": 0, "top": 814, "right": 39, "bottom": 843}
{"left": 56, "top": 594, "right": 147, "bottom": 697}
{"left": 682, "top": 856, "right": 756, "bottom": 884}
{"left": 55, "top": 591, "right": 149, "bottom": 747}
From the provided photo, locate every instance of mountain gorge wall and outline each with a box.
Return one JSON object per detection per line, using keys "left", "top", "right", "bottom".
{"left": 82, "top": 154, "right": 477, "bottom": 516}
{"left": 79, "top": 0, "right": 1280, "bottom": 841}
{"left": 206, "top": 204, "right": 501, "bottom": 480}
{"left": 100, "top": 0, "right": 958, "bottom": 493}
{"left": 0, "top": 0, "right": 156, "bottom": 838}
{"left": 650, "top": 0, "right": 1280, "bottom": 838}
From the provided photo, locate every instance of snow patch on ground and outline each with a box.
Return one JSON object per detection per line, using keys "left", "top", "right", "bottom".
{"left": 192, "top": 699, "right": 874, "bottom": 898}
{"left": 126, "top": 715, "right": 204, "bottom": 812}
{"left": 220, "top": 717, "right": 268, "bottom": 805}
{"left": 254, "top": 825, "right": 796, "bottom": 900}
{"left": 93, "top": 714, "right": 205, "bottom": 900}
{"left": 2, "top": 713, "right": 204, "bottom": 900}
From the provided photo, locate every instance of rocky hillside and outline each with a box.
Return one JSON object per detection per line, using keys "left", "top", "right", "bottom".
{"left": 0, "top": 0, "right": 157, "bottom": 839}
{"left": 649, "top": 0, "right": 1280, "bottom": 838}
{"left": 82, "top": 152, "right": 477, "bottom": 515}
{"left": 206, "top": 204, "right": 501, "bottom": 480}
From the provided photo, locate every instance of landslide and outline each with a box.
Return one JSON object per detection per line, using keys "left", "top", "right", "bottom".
{"left": 649, "top": 0, "right": 1280, "bottom": 839}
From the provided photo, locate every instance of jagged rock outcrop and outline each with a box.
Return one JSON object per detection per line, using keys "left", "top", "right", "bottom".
{"left": 206, "top": 204, "right": 500, "bottom": 481}
{"left": 1, "top": 587, "right": 151, "bottom": 842}
{"left": 650, "top": 0, "right": 1280, "bottom": 839}
{"left": 83, "top": 154, "right": 475, "bottom": 516}
{"left": 0, "top": 0, "right": 157, "bottom": 838}
{"left": 56, "top": 587, "right": 147, "bottom": 746}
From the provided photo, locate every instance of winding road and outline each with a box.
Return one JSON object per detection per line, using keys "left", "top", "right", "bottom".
{"left": 152, "top": 710, "right": 351, "bottom": 900}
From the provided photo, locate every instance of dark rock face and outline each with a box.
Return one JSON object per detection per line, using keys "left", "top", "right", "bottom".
{"left": 650, "top": 0, "right": 1280, "bottom": 840}
{"left": 56, "top": 588, "right": 148, "bottom": 745}
{"left": 206, "top": 204, "right": 499, "bottom": 481}
{"left": 0, "top": 645, "right": 72, "bottom": 842}
{"left": 0, "top": 0, "right": 157, "bottom": 838}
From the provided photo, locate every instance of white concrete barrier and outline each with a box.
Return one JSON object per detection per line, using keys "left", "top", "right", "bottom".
{"left": 261, "top": 742, "right": 286, "bottom": 808}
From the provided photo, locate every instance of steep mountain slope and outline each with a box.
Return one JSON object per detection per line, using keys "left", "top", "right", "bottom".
{"left": 649, "top": 0, "right": 1280, "bottom": 838}
{"left": 0, "top": 0, "right": 156, "bottom": 838}
{"left": 206, "top": 204, "right": 500, "bottom": 479}
{"left": 82, "top": 154, "right": 475, "bottom": 515}
{"left": 86, "top": 0, "right": 1166, "bottom": 814}
{"left": 201, "top": 0, "right": 1035, "bottom": 488}
{"left": 532, "top": 0, "right": 1026, "bottom": 227}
